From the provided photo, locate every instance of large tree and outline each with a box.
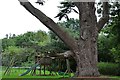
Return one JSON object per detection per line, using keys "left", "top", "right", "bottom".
{"left": 18, "top": 0, "right": 109, "bottom": 77}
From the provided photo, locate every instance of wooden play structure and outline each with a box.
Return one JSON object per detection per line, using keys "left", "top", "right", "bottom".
{"left": 4, "top": 51, "right": 74, "bottom": 77}
{"left": 28, "top": 52, "right": 73, "bottom": 77}
{"left": 53, "top": 55, "right": 73, "bottom": 77}
{"left": 31, "top": 55, "right": 54, "bottom": 76}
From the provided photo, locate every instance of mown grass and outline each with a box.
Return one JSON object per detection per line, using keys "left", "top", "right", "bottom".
{"left": 0, "top": 66, "right": 2, "bottom": 80}
{"left": 1, "top": 66, "right": 120, "bottom": 79}
{"left": 109, "top": 76, "right": 120, "bottom": 79}
{"left": 1, "top": 66, "right": 72, "bottom": 79}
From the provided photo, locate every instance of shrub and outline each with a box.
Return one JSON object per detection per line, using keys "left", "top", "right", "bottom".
{"left": 98, "top": 62, "right": 119, "bottom": 75}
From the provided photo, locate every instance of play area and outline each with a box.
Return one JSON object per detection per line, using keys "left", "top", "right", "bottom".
{"left": 2, "top": 52, "right": 74, "bottom": 78}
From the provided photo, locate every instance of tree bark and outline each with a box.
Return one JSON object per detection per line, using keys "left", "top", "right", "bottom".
{"left": 97, "top": 2, "right": 109, "bottom": 32}
{"left": 73, "top": 2, "right": 100, "bottom": 76}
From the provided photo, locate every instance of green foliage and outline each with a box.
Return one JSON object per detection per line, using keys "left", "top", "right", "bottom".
{"left": 44, "top": 18, "right": 79, "bottom": 54}
{"left": 41, "top": 40, "right": 67, "bottom": 54}
{"left": 2, "top": 30, "right": 50, "bottom": 67}
{"left": 98, "top": 62, "right": 119, "bottom": 76}
{"left": 98, "top": 3, "right": 120, "bottom": 63}
{"left": 110, "top": 47, "right": 120, "bottom": 63}
{"left": 4, "top": 46, "right": 24, "bottom": 55}
{"left": 97, "top": 9, "right": 120, "bottom": 75}
{"left": 50, "top": 18, "right": 80, "bottom": 39}
{"left": 58, "top": 18, "right": 79, "bottom": 39}
{"left": 2, "top": 38, "right": 16, "bottom": 50}
{"left": 98, "top": 33, "right": 114, "bottom": 62}
{"left": 55, "top": 2, "right": 77, "bottom": 20}
{"left": 2, "top": 46, "right": 29, "bottom": 66}
{"left": 15, "top": 30, "right": 49, "bottom": 48}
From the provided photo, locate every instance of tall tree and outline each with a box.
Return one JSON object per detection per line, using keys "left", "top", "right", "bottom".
{"left": 18, "top": 0, "right": 109, "bottom": 77}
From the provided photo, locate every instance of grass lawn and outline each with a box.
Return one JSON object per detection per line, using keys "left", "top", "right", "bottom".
{"left": 1, "top": 66, "right": 72, "bottom": 79}
{"left": 109, "top": 76, "right": 120, "bottom": 79}
{"left": 0, "top": 66, "right": 2, "bottom": 80}
{"left": 1, "top": 66, "right": 120, "bottom": 80}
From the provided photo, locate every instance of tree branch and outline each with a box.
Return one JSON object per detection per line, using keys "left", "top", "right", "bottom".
{"left": 97, "top": 2, "right": 109, "bottom": 32}
{"left": 74, "top": 2, "right": 80, "bottom": 8}
{"left": 18, "top": 0, "right": 77, "bottom": 50}
{"left": 56, "top": 51, "right": 74, "bottom": 58}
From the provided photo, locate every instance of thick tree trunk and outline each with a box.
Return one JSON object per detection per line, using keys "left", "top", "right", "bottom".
{"left": 73, "top": 40, "right": 100, "bottom": 77}
{"left": 73, "top": 2, "right": 100, "bottom": 77}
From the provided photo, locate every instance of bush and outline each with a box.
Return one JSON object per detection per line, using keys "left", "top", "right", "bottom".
{"left": 98, "top": 62, "right": 119, "bottom": 76}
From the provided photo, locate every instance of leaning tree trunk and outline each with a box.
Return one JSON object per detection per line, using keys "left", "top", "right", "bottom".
{"left": 73, "top": 2, "right": 100, "bottom": 77}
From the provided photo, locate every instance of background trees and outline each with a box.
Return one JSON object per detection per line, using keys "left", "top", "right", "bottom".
{"left": 2, "top": 30, "right": 50, "bottom": 66}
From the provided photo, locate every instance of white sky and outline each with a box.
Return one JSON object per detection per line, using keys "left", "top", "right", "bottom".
{"left": 0, "top": 0, "right": 78, "bottom": 39}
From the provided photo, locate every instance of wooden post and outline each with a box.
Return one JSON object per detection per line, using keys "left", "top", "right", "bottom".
{"left": 64, "top": 58, "right": 72, "bottom": 77}
{"left": 39, "top": 65, "right": 41, "bottom": 75}
{"left": 44, "top": 65, "right": 45, "bottom": 75}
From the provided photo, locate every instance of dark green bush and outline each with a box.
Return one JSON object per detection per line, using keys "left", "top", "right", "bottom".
{"left": 98, "top": 62, "right": 119, "bottom": 76}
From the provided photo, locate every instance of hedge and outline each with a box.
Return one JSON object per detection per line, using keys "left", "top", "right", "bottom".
{"left": 98, "top": 62, "right": 119, "bottom": 75}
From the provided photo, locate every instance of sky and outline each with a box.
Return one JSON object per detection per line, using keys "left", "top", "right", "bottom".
{"left": 0, "top": 0, "right": 78, "bottom": 39}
